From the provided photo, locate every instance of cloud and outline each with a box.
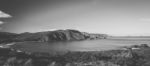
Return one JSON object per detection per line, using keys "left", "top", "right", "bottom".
{"left": 139, "top": 18, "right": 150, "bottom": 22}
{"left": 0, "top": 21, "right": 4, "bottom": 30}
{"left": 0, "top": 10, "right": 11, "bottom": 18}
{"left": 0, "top": 21, "right": 4, "bottom": 25}
{"left": 0, "top": 10, "right": 12, "bottom": 30}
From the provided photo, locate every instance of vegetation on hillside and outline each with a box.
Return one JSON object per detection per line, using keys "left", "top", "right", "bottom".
{"left": 0, "top": 29, "right": 107, "bottom": 43}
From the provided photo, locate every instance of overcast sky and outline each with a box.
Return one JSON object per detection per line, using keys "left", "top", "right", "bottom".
{"left": 0, "top": 0, "right": 150, "bottom": 36}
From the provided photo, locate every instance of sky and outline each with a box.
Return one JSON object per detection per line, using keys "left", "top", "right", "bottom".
{"left": 0, "top": 0, "right": 150, "bottom": 36}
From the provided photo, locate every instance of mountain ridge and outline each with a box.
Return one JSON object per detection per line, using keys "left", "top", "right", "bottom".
{"left": 0, "top": 29, "right": 108, "bottom": 43}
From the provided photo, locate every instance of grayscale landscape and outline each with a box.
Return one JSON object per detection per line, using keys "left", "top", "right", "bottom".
{"left": 1, "top": 0, "right": 150, "bottom": 66}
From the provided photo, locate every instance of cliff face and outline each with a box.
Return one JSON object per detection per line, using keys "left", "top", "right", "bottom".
{"left": 0, "top": 29, "right": 108, "bottom": 43}
{"left": 40, "top": 29, "right": 86, "bottom": 42}
{"left": 82, "top": 32, "right": 107, "bottom": 39}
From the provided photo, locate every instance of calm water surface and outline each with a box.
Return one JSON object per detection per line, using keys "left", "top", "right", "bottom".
{"left": 12, "top": 38, "right": 150, "bottom": 53}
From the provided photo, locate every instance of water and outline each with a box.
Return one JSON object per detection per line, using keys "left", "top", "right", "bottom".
{"left": 12, "top": 38, "right": 150, "bottom": 54}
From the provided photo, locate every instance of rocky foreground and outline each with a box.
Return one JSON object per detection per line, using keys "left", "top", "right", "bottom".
{"left": 0, "top": 29, "right": 107, "bottom": 43}
{"left": 0, "top": 44, "right": 149, "bottom": 66}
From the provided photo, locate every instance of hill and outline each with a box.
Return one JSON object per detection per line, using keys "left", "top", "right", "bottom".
{"left": 0, "top": 29, "right": 108, "bottom": 43}
{"left": 0, "top": 32, "right": 17, "bottom": 43}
